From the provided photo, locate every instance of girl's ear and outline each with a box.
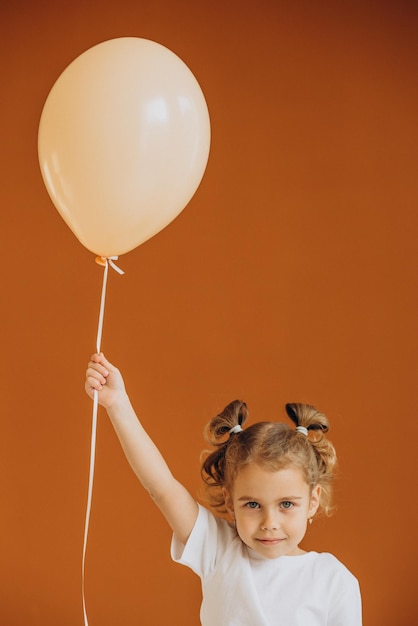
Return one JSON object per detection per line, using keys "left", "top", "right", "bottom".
{"left": 222, "top": 488, "right": 234, "bottom": 519}
{"left": 309, "top": 485, "right": 321, "bottom": 518}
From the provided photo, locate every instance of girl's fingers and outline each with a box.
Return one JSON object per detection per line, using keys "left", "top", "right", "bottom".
{"left": 86, "top": 366, "right": 107, "bottom": 386}
{"left": 87, "top": 360, "right": 109, "bottom": 377}
{"left": 86, "top": 354, "right": 119, "bottom": 400}
{"left": 85, "top": 377, "right": 103, "bottom": 393}
{"left": 90, "top": 352, "right": 111, "bottom": 365}
{"left": 96, "top": 352, "right": 117, "bottom": 373}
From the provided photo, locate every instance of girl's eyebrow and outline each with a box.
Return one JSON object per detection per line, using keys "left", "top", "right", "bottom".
{"left": 237, "top": 495, "right": 304, "bottom": 501}
{"left": 280, "top": 496, "right": 303, "bottom": 500}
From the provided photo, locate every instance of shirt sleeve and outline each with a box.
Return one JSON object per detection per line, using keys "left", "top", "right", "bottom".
{"left": 171, "top": 504, "right": 221, "bottom": 578}
{"left": 328, "top": 564, "right": 363, "bottom": 625}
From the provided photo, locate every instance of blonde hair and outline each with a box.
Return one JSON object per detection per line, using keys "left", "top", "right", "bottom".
{"left": 200, "top": 400, "right": 337, "bottom": 516}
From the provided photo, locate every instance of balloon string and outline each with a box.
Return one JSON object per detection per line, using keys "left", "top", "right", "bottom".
{"left": 82, "top": 256, "right": 124, "bottom": 626}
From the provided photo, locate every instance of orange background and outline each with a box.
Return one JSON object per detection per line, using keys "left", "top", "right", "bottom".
{"left": 1, "top": 1, "right": 417, "bottom": 625}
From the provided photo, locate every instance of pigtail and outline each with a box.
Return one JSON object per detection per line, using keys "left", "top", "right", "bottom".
{"left": 200, "top": 400, "right": 248, "bottom": 511}
{"left": 285, "top": 402, "right": 329, "bottom": 434}
{"left": 205, "top": 400, "right": 248, "bottom": 445}
{"left": 285, "top": 402, "right": 337, "bottom": 516}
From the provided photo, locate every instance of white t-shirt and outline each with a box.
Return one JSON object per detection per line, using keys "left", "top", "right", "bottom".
{"left": 171, "top": 505, "right": 362, "bottom": 626}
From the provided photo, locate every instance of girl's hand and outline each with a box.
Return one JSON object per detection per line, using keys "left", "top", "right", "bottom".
{"left": 85, "top": 353, "right": 126, "bottom": 409}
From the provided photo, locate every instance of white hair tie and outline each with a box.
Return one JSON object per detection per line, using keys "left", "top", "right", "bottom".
{"left": 295, "top": 426, "right": 308, "bottom": 436}
{"left": 229, "top": 424, "right": 243, "bottom": 435}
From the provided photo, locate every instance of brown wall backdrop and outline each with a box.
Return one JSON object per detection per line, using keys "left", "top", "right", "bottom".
{"left": 1, "top": 1, "right": 417, "bottom": 624}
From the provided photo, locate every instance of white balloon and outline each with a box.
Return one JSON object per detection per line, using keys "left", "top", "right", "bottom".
{"left": 38, "top": 37, "right": 211, "bottom": 257}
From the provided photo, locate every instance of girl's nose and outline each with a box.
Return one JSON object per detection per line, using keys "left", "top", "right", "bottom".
{"left": 261, "top": 511, "right": 280, "bottom": 530}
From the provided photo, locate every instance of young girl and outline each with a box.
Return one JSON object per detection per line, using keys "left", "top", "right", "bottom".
{"left": 86, "top": 353, "right": 362, "bottom": 626}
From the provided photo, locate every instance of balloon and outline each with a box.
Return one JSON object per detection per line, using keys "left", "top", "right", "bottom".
{"left": 38, "top": 37, "right": 211, "bottom": 257}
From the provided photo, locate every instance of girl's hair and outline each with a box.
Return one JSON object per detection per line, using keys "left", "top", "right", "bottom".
{"left": 200, "top": 400, "right": 337, "bottom": 516}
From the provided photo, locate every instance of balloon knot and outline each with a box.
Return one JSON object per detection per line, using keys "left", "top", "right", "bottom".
{"left": 95, "top": 256, "right": 125, "bottom": 275}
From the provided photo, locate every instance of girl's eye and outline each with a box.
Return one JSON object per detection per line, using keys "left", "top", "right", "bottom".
{"left": 280, "top": 501, "right": 293, "bottom": 509}
{"left": 246, "top": 501, "right": 259, "bottom": 509}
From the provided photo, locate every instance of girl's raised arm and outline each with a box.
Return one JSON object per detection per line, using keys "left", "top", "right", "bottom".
{"left": 85, "top": 353, "right": 198, "bottom": 545}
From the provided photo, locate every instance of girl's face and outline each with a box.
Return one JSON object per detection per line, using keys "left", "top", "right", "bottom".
{"left": 224, "top": 463, "right": 320, "bottom": 559}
